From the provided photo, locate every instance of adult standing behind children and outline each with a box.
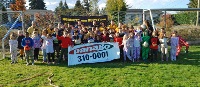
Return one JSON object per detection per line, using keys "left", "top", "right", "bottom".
{"left": 144, "top": 20, "right": 153, "bottom": 37}
{"left": 21, "top": 32, "right": 34, "bottom": 66}
{"left": 27, "top": 21, "right": 39, "bottom": 34}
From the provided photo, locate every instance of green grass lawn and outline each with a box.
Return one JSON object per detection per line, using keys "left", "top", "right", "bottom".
{"left": 0, "top": 46, "right": 200, "bottom": 87}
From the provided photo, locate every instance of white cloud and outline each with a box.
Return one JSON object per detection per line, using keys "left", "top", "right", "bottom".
{"left": 45, "top": 2, "right": 59, "bottom": 6}
{"left": 99, "top": 3, "right": 106, "bottom": 9}
{"left": 68, "top": 3, "right": 74, "bottom": 8}
{"left": 25, "top": 0, "right": 181, "bottom": 11}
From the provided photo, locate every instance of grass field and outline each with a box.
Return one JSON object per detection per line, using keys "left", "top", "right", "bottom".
{"left": 0, "top": 46, "right": 200, "bottom": 87}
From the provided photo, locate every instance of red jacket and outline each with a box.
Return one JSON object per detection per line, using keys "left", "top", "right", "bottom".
{"left": 57, "top": 35, "right": 72, "bottom": 48}
{"left": 150, "top": 37, "right": 160, "bottom": 49}
{"left": 114, "top": 37, "right": 123, "bottom": 48}
{"left": 101, "top": 35, "right": 110, "bottom": 42}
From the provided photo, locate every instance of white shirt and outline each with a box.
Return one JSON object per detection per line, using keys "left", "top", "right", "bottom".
{"left": 9, "top": 40, "right": 18, "bottom": 52}
{"left": 159, "top": 37, "right": 168, "bottom": 48}
{"left": 43, "top": 37, "right": 56, "bottom": 53}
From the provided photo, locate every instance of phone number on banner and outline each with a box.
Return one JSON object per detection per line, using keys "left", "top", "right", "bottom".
{"left": 77, "top": 51, "right": 109, "bottom": 62}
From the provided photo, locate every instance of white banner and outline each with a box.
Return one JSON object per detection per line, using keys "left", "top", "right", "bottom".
{"left": 68, "top": 42, "right": 120, "bottom": 66}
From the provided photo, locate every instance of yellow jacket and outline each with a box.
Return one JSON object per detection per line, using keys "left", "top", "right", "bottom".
{"left": 47, "top": 28, "right": 54, "bottom": 34}
{"left": 108, "top": 24, "right": 117, "bottom": 30}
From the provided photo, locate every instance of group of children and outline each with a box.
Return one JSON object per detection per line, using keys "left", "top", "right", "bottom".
{"left": 8, "top": 20, "right": 189, "bottom": 65}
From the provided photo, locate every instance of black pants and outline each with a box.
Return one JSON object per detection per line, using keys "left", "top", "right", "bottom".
{"left": 59, "top": 48, "right": 68, "bottom": 63}
{"left": 34, "top": 48, "right": 40, "bottom": 60}
{"left": 120, "top": 47, "right": 124, "bottom": 61}
{"left": 150, "top": 49, "right": 158, "bottom": 61}
{"left": 47, "top": 53, "right": 55, "bottom": 62}
{"left": 53, "top": 45, "right": 60, "bottom": 59}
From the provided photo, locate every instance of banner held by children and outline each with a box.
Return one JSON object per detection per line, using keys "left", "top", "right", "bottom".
{"left": 68, "top": 42, "right": 120, "bottom": 66}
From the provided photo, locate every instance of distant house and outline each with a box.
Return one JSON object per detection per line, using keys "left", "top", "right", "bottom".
{"left": 125, "top": 9, "right": 163, "bottom": 25}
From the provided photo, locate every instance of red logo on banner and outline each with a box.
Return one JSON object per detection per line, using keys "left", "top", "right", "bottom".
{"left": 69, "top": 44, "right": 114, "bottom": 54}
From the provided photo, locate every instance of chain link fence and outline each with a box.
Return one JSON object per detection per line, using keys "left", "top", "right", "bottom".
{"left": 0, "top": 10, "right": 57, "bottom": 59}
{"left": 0, "top": 11, "right": 22, "bottom": 59}
{"left": 148, "top": 9, "right": 200, "bottom": 41}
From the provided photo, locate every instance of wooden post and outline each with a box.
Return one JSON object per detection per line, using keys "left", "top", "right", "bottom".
{"left": 196, "top": 0, "right": 200, "bottom": 26}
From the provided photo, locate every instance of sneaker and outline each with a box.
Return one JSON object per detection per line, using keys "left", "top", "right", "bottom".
{"left": 32, "top": 63, "right": 34, "bottom": 65}
{"left": 11, "top": 62, "right": 14, "bottom": 64}
{"left": 26, "top": 63, "right": 29, "bottom": 66}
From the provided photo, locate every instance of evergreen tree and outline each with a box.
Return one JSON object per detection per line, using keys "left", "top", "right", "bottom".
{"left": 11, "top": 0, "right": 16, "bottom": 4}
{"left": 29, "top": 0, "right": 46, "bottom": 10}
{"left": 55, "top": 0, "right": 69, "bottom": 15}
{"left": 105, "top": 0, "right": 127, "bottom": 23}
{"left": 73, "top": 0, "right": 86, "bottom": 16}
{"left": 188, "top": 0, "right": 198, "bottom": 8}
{"left": 64, "top": 0, "right": 69, "bottom": 9}
{"left": 74, "top": 0, "right": 84, "bottom": 9}
{"left": 83, "top": 0, "right": 90, "bottom": 12}
{"left": 59, "top": 0, "right": 63, "bottom": 7}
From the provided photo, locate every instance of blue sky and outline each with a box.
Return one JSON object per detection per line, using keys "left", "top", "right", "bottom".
{"left": 25, "top": 0, "right": 190, "bottom": 11}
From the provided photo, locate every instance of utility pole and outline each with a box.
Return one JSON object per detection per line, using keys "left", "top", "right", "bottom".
{"left": 196, "top": 0, "right": 200, "bottom": 26}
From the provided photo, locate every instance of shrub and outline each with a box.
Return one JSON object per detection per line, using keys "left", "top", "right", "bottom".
{"left": 170, "top": 25, "right": 200, "bottom": 41}
{"left": 173, "top": 12, "right": 196, "bottom": 25}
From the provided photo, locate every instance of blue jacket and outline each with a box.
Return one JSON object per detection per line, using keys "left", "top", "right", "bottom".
{"left": 21, "top": 37, "right": 34, "bottom": 47}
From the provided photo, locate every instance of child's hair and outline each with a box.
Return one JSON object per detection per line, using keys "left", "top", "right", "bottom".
{"left": 42, "top": 29, "right": 48, "bottom": 35}
{"left": 25, "top": 32, "right": 29, "bottom": 35}
{"left": 129, "top": 32, "right": 134, "bottom": 38}
{"left": 152, "top": 31, "right": 158, "bottom": 37}
{"left": 123, "top": 34, "right": 128, "bottom": 40}
{"left": 47, "top": 34, "right": 52, "bottom": 37}
{"left": 115, "top": 32, "right": 119, "bottom": 37}
{"left": 34, "top": 29, "right": 38, "bottom": 31}
{"left": 10, "top": 32, "right": 16, "bottom": 39}
{"left": 32, "top": 31, "right": 38, "bottom": 38}
{"left": 18, "top": 30, "right": 23, "bottom": 35}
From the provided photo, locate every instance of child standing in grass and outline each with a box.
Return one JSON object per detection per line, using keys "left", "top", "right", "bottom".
{"left": 170, "top": 32, "right": 179, "bottom": 61}
{"left": 126, "top": 33, "right": 134, "bottom": 62}
{"left": 17, "top": 30, "right": 25, "bottom": 60}
{"left": 32, "top": 31, "right": 41, "bottom": 61}
{"left": 159, "top": 34, "right": 169, "bottom": 61}
{"left": 150, "top": 31, "right": 160, "bottom": 62}
{"left": 122, "top": 34, "right": 129, "bottom": 62}
{"left": 114, "top": 32, "right": 123, "bottom": 60}
{"left": 41, "top": 30, "right": 48, "bottom": 63}
{"left": 9, "top": 33, "right": 18, "bottom": 64}
{"left": 42, "top": 34, "right": 56, "bottom": 64}
{"left": 56, "top": 31, "right": 73, "bottom": 63}
{"left": 133, "top": 32, "right": 142, "bottom": 62}
{"left": 21, "top": 32, "right": 34, "bottom": 66}
{"left": 142, "top": 31, "right": 150, "bottom": 62}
